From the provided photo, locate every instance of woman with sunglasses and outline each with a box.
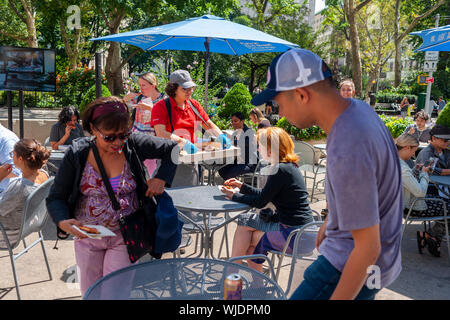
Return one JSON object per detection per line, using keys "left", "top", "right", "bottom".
{"left": 46, "top": 96, "right": 178, "bottom": 295}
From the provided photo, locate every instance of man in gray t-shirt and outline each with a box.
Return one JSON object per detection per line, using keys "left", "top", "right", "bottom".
{"left": 250, "top": 49, "right": 402, "bottom": 300}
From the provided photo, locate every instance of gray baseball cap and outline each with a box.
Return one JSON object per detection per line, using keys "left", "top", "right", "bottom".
{"left": 169, "top": 70, "right": 196, "bottom": 88}
{"left": 251, "top": 48, "right": 333, "bottom": 106}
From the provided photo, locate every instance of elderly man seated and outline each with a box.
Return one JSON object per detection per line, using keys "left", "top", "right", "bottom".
{"left": 218, "top": 112, "right": 258, "bottom": 180}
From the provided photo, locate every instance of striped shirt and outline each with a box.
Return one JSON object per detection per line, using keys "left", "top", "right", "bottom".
{"left": 109, "top": 175, "right": 121, "bottom": 194}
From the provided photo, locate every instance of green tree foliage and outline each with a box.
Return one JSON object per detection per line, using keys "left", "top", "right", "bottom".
{"left": 216, "top": 83, "right": 253, "bottom": 120}
{"left": 79, "top": 84, "right": 112, "bottom": 116}
{"left": 435, "top": 103, "right": 450, "bottom": 128}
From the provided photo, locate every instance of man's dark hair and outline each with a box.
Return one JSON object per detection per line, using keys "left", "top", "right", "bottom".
{"left": 232, "top": 112, "right": 245, "bottom": 121}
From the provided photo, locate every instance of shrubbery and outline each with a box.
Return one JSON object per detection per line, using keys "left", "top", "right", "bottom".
{"left": 215, "top": 83, "right": 253, "bottom": 120}
{"left": 275, "top": 117, "right": 326, "bottom": 141}
{"left": 435, "top": 102, "right": 450, "bottom": 127}
{"left": 79, "top": 84, "right": 112, "bottom": 115}
{"left": 56, "top": 64, "right": 107, "bottom": 109}
{"left": 379, "top": 114, "right": 413, "bottom": 138}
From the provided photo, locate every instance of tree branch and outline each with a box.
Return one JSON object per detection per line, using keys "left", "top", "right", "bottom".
{"left": 8, "top": 0, "right": 27, "bottom": 24}
{"left": 0, "top": 28, "right": 27, "bottom": 42}
{"left": 355, "top": 0, "right": 374, "bottom": 13}
{"left": 397, "top": 0, "right": 445, "bottom": 43}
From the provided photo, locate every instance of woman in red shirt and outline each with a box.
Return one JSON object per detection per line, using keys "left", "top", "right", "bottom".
{"left": 151, "top": 70, "right": 229, "bottom": 153}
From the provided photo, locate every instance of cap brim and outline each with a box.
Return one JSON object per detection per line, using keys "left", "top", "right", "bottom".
{"left": 434, "top": 134, "right": 450, "bottom": 140}
{"left": 180, "top": 81, "right": 196, "bottom": 89}
{"left": 251, "top": 89, "right": 279, "bottom": 106}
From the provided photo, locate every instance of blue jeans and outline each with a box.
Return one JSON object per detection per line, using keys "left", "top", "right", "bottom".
{"left": 289, "top": 255, "right": 380, "bottom": 300}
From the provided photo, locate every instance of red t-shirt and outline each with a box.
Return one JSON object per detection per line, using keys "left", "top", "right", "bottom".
{"left": 150, "top": 97, "right": 210, "bottom": 143}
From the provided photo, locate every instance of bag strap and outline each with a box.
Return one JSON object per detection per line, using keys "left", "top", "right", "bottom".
{"left": 90, "top": 141, "right": 121, "bottom": 212}
{"left": 187, "top": 100, "right": 210, "bottom": 129}
{"left": 164, "top": 98, "right": 175, "bottom": 133}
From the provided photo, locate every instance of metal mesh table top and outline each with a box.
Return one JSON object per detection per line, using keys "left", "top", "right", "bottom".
{"left": 166, "top": 186, "right": 250, "bottom": 213}
{"left": 429, "top": 175, "right": 450, "bottom": 187}
{"left": 83, "top": 258, "right": 286, "bottom": 300}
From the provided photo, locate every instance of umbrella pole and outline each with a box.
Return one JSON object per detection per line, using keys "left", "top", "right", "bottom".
{"left": 204, "top": 37, "right": 210, "bottom": 110}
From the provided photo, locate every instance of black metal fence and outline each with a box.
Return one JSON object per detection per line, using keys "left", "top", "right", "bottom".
{"left": 0, "top": 88, "right": 80, "bottom": 109}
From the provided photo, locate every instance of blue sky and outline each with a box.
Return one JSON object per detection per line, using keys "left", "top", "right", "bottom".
{"left": 315, "top": 0, "right": 326, "bottom": 13}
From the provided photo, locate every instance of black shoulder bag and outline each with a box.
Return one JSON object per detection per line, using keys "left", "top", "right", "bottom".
{"left": 90, "top": 141, "right": 159, "bottom": 263}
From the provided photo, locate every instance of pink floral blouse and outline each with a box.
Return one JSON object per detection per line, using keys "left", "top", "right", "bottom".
{"left": 75, "top": 161, "right": 139, "bottom": 231}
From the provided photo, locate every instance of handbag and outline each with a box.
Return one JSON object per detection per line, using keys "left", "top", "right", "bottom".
{"left": 91, "top": 141, "right": 159, "bottom": 263}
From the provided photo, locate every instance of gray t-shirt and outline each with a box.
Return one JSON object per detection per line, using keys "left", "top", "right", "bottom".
{"left": 0, "top": 175, "right": 44, "bottom": 246}
{"left": 49, "top": 122, "right": 85, "bottom": 146}
{"left": 319, "top": 99, "right": 403, "bottom": 288}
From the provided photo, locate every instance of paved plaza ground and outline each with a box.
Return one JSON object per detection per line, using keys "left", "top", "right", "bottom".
{"left": 0, "top": 107, "right": 449, "bottom": 300}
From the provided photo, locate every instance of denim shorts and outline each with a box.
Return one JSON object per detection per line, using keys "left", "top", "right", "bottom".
{"left": 289, "top": 255, "right": 380, "bottom": 300}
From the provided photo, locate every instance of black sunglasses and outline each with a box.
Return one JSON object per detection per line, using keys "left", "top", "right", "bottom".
{"left": 95, "top": 126, "right": 132, "bottom": 143}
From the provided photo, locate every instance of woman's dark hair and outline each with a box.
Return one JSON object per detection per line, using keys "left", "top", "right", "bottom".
{"left": 165, "top": 82, "right": 179, "bottom": 99}
{"left": 81, "top": 96, "right": 131, "bottom": 134}
{"left": 58, "top": 106, "right": 80, "bottom": 124}
{"left": 14, "top": 139, "right": 50, "bottom": 170}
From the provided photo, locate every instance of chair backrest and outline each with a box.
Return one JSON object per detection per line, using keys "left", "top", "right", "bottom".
{"left": 286, "top": 221, "right": 323, "bottom": 295}
{"left": 294, "top": 141, "right": 316, "bottom": 167}
{"left": 18, "top": 177, "right": 55, "bottom": 240}
{"left": 44, "top": 137, "right": 51, "bottom": 148}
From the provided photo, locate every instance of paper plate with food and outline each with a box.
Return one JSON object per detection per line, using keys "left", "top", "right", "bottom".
{"left": 196, "top": 141, "right": 222, "bottom": 152}
{"left": 218, "top": 185, "right": 240, "bottom": 193}
{"left": 73, "top": 225, "right": 116, "bottom": 239}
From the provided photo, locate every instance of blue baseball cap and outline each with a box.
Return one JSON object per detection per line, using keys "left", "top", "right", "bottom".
{"left": 251, "top": 48, "right": 333, "bottom": 106}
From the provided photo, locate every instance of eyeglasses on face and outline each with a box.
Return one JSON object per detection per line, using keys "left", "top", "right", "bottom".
{"left": 181, "top": 86, "right": 195, "bottom": 92}
{"left": 95, "top": 126, "right": 132, "bottom": 143}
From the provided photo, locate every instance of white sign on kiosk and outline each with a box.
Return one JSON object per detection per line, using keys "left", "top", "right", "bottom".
{"left": 425, "top": 51, "right": 439, "bottom": 61}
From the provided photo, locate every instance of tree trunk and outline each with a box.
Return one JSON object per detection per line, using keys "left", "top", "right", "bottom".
{"left": 106, "top": 41, "right": 123, "bottom": 95}
{"left": 393, "top": 0, "right": 401, "bottom": 86}
{"left": 346, "top": 0, "right": 363, "bottom": 97}
{"left": 59, "top": 19, "right": 81, "bottom": 69}
{"left": 102, "top": 9, "right": 125, "bottom": 96}
{"left": 7, "top": 0, "right": 37, "bottom": 47}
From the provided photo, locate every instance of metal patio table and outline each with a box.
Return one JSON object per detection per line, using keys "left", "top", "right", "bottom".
{"left": 83, "top": 258, "right": 286, "bottom": 300}
{"left": 166, "top": 186, "right": 250, "bottom": 259}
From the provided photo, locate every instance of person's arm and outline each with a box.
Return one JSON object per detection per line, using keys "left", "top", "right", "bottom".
{"left": 50, "top": 124, "right": 72, "bottom": 150}
{"left": 330, "top": 224, "right": 381, "bottom": 300}
{"left": 45, "top": 148, "right": 87, "bottom": 239}
{"left": 231, "top": 170, "right": 283, "bottom": 208}
{"left": 205, "top": 119, "right": 223, "bottom": 137}
{"left": 402, "top": 168, "right": 428, "bottom": 198}
{"left": 131, "top": 133, "right": 179, "bottom": 189}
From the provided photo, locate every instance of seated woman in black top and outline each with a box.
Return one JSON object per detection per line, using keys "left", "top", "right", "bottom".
{"left": 50, "top": 106, "right": 85, "bottom": 150}
{"left": 221, "top": 127, "right": 313, "bottom": 272}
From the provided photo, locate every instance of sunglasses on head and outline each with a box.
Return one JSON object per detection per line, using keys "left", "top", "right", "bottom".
{"left": 95, "top": 126, "right": 132, "bottom": 142}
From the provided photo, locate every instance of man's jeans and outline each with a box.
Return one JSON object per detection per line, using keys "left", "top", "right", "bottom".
{"left": 289, "top": 255, "right": 380, "bottom": 300}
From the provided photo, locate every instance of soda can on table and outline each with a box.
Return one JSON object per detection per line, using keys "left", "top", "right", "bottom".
{"left": 224, "top": 273, "right": 242, "bottom": 300}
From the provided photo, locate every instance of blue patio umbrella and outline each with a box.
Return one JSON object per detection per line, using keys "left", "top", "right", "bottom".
{"left": 410, "top": 24, "right": 450, "bottom": 51}
{"left": 91, "top": 14, "right": 298, "bottom": 107}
